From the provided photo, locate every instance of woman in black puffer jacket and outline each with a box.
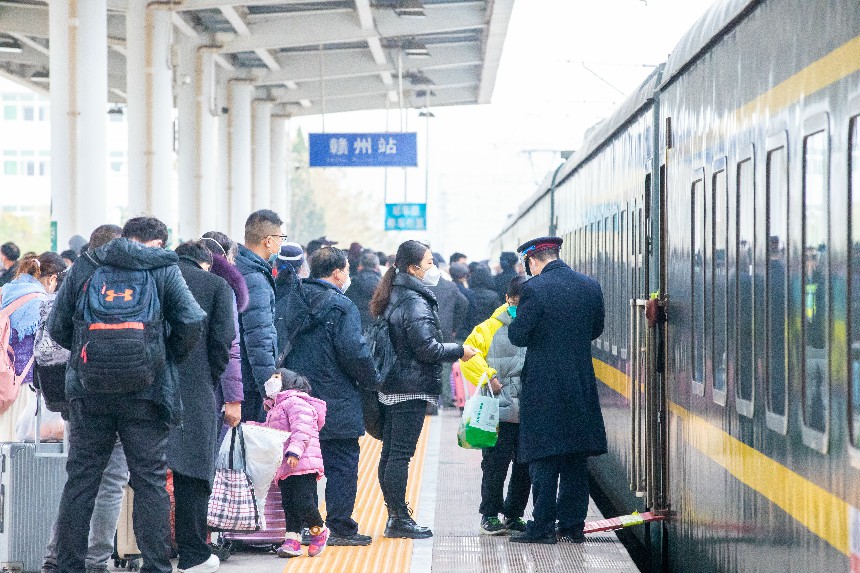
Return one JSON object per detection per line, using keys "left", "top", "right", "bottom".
{"left": 370, "top": 240, "right": 478, "bottom": 539}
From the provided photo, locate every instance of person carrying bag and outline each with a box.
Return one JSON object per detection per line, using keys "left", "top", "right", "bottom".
{"left": 207, "top": 426, "right": 260, "bottom": 532}
{"left": 457, "top": 373, "right": 500, "bottom": 449}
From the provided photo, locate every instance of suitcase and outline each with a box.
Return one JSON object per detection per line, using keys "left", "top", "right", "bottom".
{"left": 218, "top": 477, "right": 286, "bottom": 552}
{"left": 0, "top": 441, "right": 67, "bottom": 573}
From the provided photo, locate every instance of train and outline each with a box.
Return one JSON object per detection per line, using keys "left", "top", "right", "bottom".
{"left": 490, "top": 0, "right": 860, "bottom": 571}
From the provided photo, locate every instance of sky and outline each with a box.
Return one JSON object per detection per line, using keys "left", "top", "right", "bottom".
{"left": 294, "top": 0, "right": 718, "bottom": 260}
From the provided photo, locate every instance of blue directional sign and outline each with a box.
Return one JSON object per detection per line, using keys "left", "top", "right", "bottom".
{"left": 385, "top": 203, "right": 427, "bottom": 231}
{"left": 309, "top": 132, "right": 417, "bottom": 167}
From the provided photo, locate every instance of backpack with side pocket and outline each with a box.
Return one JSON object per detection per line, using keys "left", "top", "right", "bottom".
{"left": 365, "top": 298, "right": 406, "bottom": 386}
{"left": 0, "top": 292, "right": 43, "bottom": 414}
{"left": 76, "top": 265, "right": 166, "bottom": 394}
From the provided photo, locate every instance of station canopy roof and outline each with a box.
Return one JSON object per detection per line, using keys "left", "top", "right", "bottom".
{"left": 0, "top": 0, "right": 514, "bottom": 117}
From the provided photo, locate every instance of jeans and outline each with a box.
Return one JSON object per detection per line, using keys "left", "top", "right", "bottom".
{"left": 378, "top": 400, "right": 426, "bottom": 509}
{"left": 319, "top": 438, "right": 361, "bottom": 537}
{"left": 173, "top": 472, "right": 212, "bottom": 570}
{"left": 56, "top": 398, "right": 171, "bottom": 573}
{"left": 278, "top": 474, "right": 324, "bottom": 534}
{"left": 528, "top": 453, "right": 589, "bottom": 536}
{"left": 44, "top": 439, "right": 128, "bottom": 572}
{"left": 479, "top": 422, "right": 530, "bottom": 519}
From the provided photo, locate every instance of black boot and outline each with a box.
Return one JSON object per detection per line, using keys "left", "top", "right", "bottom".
{"left": 384, "top": 503, "right": 433, "bottom": 539}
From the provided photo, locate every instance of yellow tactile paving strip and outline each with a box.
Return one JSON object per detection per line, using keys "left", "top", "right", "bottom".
{"left": 282, "top": 416, "right": 431, "bottom": 573}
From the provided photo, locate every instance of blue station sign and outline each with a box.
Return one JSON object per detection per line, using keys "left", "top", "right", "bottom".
{"left": 385, "top": 203, "right": 427, "bottom": 231}
{"left": 309, "top": 132, "right": 418, "bottom": 167}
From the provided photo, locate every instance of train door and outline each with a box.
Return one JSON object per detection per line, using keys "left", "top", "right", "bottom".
{"left": 629, "top": 158, "right": 670, "bottom": 514}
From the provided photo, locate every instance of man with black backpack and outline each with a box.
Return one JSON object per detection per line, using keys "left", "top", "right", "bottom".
{"left": 280, "top": 246, "right": 379, "bottom": 546}
{"left": 49, "top": 217, "right": 205, "bottom": 573}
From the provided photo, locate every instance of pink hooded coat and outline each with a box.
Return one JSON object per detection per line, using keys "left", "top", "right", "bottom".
{"left": 265, "top": 389, "right": 326, "bottom": 480}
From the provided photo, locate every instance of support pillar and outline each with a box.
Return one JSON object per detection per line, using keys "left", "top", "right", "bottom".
{"left": 50, "top": 0, "right": 108, "bottom": 246}
{"left": 228, "top": 80, "right": 254, "bottom": 241}
{"left": 177, "top": 36, "right": 217, "bottom": 240}
{"left": 127, "top": 0, "right": 175, "bottom": 234}
{"left": 270, "top": 115, "right": 288, "bottom": 227}
{"left": 252, "top": 100, "right": 272, "bottom": 212}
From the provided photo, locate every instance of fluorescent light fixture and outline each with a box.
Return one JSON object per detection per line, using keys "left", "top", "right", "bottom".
{"left": 394, "top": 0, "right": 425, "bottom": 18}
{"left": 285, "top": 81, "right": 298, "bottom": 90}
{"left": 299, "top": 99, "right": 312, "bottom": 108}
{"left": 0, "top": 36, "right": 23, "bottom": 54}
{"left": 30, "top": 70, "right": 49, "bottom": 83}
{"left": 403, "top": 41, "right": 430, "bottom": 59}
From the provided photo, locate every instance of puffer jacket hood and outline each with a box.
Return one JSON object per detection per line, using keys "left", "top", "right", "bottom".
{"left": 382, "top": 272, "right": 463, "bottom": 395}
{"left": 266, "top": 389, "right": 326, "bottom": 480}
{"left": 92, "top": 237, "right": 179, "bottom": 271}
{"left": 211, "top": 254, "right": 249, "bottom": 313}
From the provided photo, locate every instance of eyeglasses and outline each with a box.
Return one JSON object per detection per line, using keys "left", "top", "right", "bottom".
{"left": 268, "top": 234, "right": 289, "bottom": 244}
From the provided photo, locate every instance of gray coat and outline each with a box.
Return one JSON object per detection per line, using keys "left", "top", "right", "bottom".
{"left": 486, "top": 310, "right": 526, "bottom": 423}
{"left": 168, "top": 258, "right": 235, "bottom": 482}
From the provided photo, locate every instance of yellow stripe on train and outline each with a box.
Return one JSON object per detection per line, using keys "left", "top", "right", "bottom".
{"left": 592, "top": 357, "right": 851, "bottom": 557}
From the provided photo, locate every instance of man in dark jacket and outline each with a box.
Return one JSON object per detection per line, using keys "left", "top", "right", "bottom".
{"left": 282, "top": 247, "right": 379, "bottom": 546}
{"left": 49, "top": 217, "right": 205, "bottom": 573}
{"left": 508, "top": 236, "right": 606, "bottom": 545}
{"left": 429, "top": 253, "right": 469, "bottom": 407}
{"left": 236, "top": 209, "right": 284, "bottom": 423}
{"left": 169, "top": 241, "right": 235, "bottom": 571}
{"left": 345, "top": 249, "right": 381, "bottom": 331}
{"left": 493, "top": 252, "right": 520, "bottom": 300}
{"left": 0, "top": 241, "right": 20, "bottom": 287}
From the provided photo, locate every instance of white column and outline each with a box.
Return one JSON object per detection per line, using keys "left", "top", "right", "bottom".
{"left": 228, "top": 80, "right": 254, "bottom": 241}
{"left": 177, "top": 38, "right": 217, "bottom": 240}
{"left": 270, "top": 115, "right": 288, "bottom": 226}
{"left": 50, "top": 0, "right": 108, "bottom": 246}
{"left": 252, "top": 100, "right": 272, "bottom": 212}
{"left": 126, "top": 0, "right": 175, "bottom": 232}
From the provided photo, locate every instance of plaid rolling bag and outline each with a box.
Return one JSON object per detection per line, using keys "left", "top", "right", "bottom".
{"left": 207, "top": 427, "right": 261, "bottom": 532}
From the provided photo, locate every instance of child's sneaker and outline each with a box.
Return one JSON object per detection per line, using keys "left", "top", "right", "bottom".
{"left": 308, "top": 525, "right": 330, "bottom": 557}
{"left": 480, "top": 515, "right": 507, "bottom": 535}
{"left": 277, "top": 533, "right": 303, "bottom": 558}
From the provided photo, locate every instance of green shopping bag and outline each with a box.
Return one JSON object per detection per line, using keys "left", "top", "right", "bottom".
{"left": 457, "top": 374, "right": 499, "bottom": 449}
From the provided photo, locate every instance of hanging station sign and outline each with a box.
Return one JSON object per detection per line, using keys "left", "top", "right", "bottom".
{"left": 309, "top": 132, "right": 418, "bottom": 167}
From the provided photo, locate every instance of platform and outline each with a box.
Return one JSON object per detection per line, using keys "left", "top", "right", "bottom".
{"left": 142, "top": 409, "right": 639, "bottom": 573}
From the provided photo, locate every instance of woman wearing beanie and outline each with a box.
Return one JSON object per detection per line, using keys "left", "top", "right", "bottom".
{"left": 369, "top": 240, "right": 478, "bottom": 538}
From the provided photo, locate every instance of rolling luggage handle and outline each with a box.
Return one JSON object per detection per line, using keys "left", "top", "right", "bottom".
{"left": 34, "top": 386, "right": 67, "bottom": 458}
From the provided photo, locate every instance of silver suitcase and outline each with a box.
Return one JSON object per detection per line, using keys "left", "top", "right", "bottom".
{"left": 0, "top": 388, "right": 67, "bottom": 573}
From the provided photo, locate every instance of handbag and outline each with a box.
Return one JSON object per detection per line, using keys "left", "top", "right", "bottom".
{"left": 362, "top": 389, "right": 384, "bottom": 440}
{"left": 207, "top": 427, "right": 261, "bottom": 532}
{"left": 457, "top": 373, "right": 500, "bottom": 449}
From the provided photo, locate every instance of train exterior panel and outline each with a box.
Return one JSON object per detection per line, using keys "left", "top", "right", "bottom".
{"left": 490, "top": 1, "right": 860, "bottom": 571}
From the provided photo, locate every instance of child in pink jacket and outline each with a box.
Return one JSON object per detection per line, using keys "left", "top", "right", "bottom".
{"left": 263, "top": 368, "right": 328, "bottom": 558}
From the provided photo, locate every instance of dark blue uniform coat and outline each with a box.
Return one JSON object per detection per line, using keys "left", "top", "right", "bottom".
{"left": 507, "top": 259, "right": 607, "bottom": 463}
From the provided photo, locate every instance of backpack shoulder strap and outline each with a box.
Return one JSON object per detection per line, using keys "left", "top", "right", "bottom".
{"left": 0, "top": 292, "right": 44, "bottom": 319}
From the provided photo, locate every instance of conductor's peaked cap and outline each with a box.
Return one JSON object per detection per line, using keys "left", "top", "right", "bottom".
{"left": 516, "top": 236, "right": 563, "bottom": 256}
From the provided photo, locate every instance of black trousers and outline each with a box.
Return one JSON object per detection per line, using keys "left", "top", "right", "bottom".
{"left": 241, "top": 386, "right": 265, "bottom": 423}
{"left": 320, "top": 438, "right": 361, "bottom": 537}
{"left": 279, "top": 474, "right": 324, "bottom": 533}
{"left": 173, "top": 472, "right": 212, "bottom": 569}
{"left": 57, "top": 398, "right": 171, "bottom": 573}
{"left": 479, "top": 422, "right": 531, "bottom": 519}
{"left": 378, "top": 400, "right": 426, "bottom": 509}
{"left": 528, "top": 453, "right": 589, "bottom": 536}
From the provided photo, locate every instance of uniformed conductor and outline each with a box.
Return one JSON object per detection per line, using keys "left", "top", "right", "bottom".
{"left": 507, "top": 236, "right": 607, "bottom": 544}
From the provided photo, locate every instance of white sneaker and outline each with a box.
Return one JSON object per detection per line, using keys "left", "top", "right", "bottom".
{"left": 179, "top": 554, "right": 220, "bottom": 573}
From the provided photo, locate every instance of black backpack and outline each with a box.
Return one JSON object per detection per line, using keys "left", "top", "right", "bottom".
{"left": 76, "top": 265, "right": 166, "bottom": 394}
{"left": 366, "top": 299, "right": 406, "bottom": 385}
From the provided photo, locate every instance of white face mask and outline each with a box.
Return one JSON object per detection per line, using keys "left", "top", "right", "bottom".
{"left": 421, "top": 265, "right": 441, "bottom": 287}
{"left": 340, "top": 274, "right": 352, "bottom": 292}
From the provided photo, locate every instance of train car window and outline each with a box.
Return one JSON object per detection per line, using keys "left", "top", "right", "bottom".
{"left": 850, "top": 117, "right": 860, "bottom": 447}
{"left": 726, "top": 157, "right": 755, "bottom": 417}
{"left": 766, "top": 143, "right": 788, "bottom": 425}
{"left": 801, "top": 126, "right": 829, "bottom": 437}
{"left": 620, "top": 210, "right": 628, "bottom": 360}
{"left": 713, "top": 162, "right": 728, "bottom": 401}
{"left": 607, "top": 215, "right": 614, "bottom": 353}
{"left": 692, "top": 177, "right": 706, "bottom": 392}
